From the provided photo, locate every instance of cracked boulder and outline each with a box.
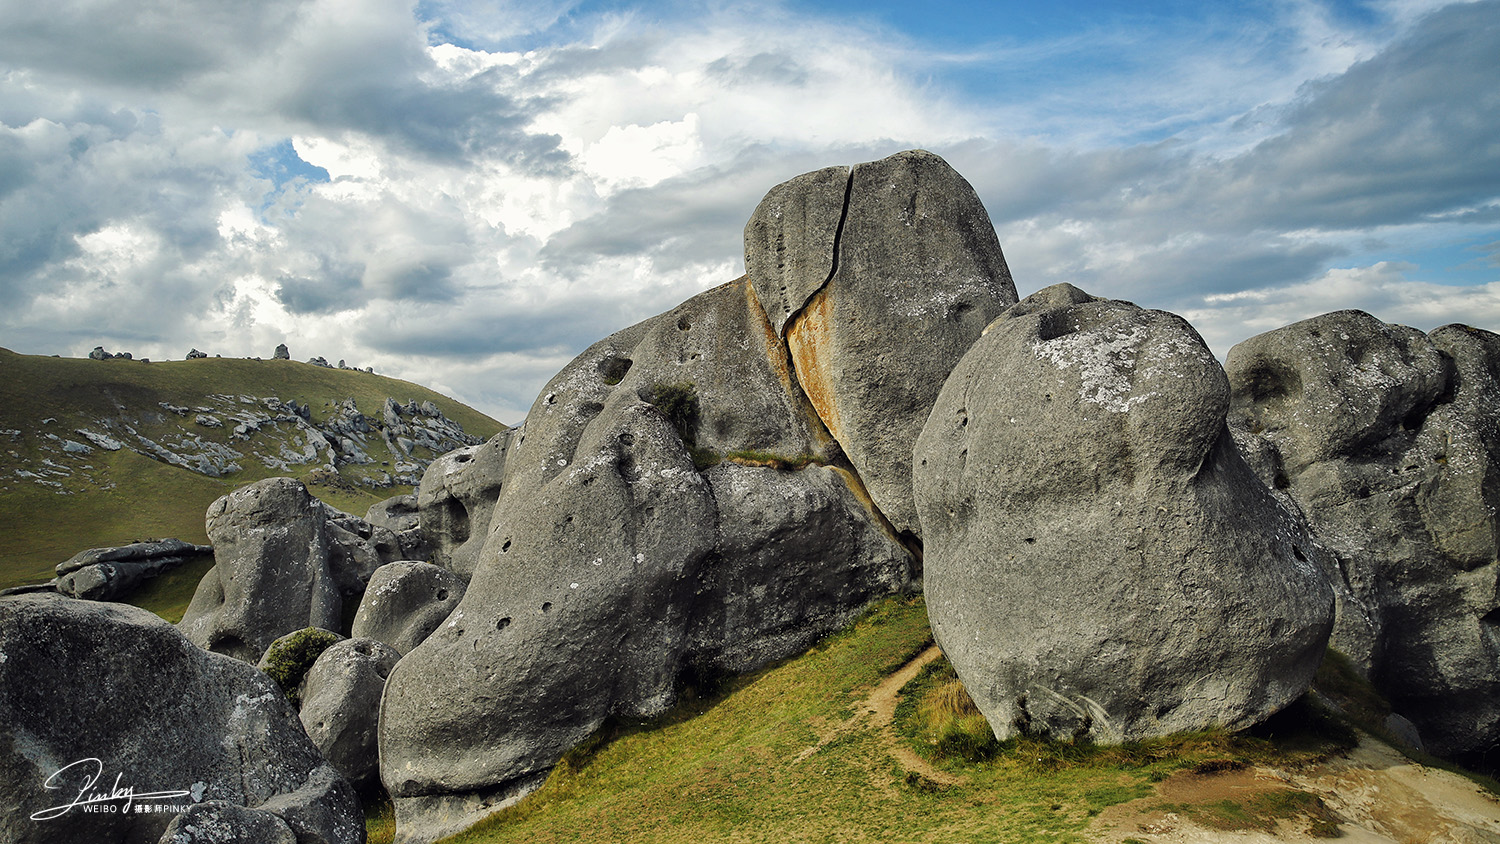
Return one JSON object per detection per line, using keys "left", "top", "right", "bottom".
{"left": 0, "top": 594, "right": 361, "bottom": 844}
{"left": 915, "top": 284, "right": 1334, "bottom": 743}
{"left": 1227, "top": 312, "right": 1500, "bottom": 761}
{"left": 747, "top": 149, "right": 1018, "bottom": 538}
{"left": 380, "top": 273, "right": 913, "bottom": 843}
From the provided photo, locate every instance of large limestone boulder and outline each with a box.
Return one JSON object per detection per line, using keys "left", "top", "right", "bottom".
{"left": 380, "top": 275, "right": 913, "bottom": 843}
{"left": 1227, "top": 313, "right": 1500, "bottom": 761}
{"left": 0, "top": 594, "right": 361, "bottom": 844}
{"left": 915, "top": 285, "right": 1334, "bottom": 743}
{"left": 748, "top": 149, "right": 1018, "bottom": 537}
{"left": 416, "top": 431, "right": 513, "bottom": 578}
{"left": 180, "top": 478, "right": 342, "bottom": 662}
{"left": 350, "top": 562, "right": 466, "bottom": 656}
{"left": 300, "top": 638, "right": 401, "bottom": 791}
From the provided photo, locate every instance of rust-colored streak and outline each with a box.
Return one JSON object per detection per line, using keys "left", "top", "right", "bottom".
{"left": 744, "top": 279, "right": 841, "bottom": 456}
{"left": 785, "top": 284, "right": 846, "bottom": 446}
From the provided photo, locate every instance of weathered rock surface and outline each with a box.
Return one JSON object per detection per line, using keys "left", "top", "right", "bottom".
{"left": 54, "top": 538, "right": 213, "bottom": 602}
{"left": 915, "top": 285, "right": 1334, "bottom": 743}
{"left": 1227, "top": 312, "right": 1500, "bottom": 761}
{"left": 748, "top": 149, "right": 1018, "bottom": 538}
{"left": 0, "top": 593, "right": 361, "bottom": 844}
{"left": 417, "top": 432, "right": 513, "bottom": 577}
{"left": 381, "top": 273, "right": 916, "bottom": 841}
{"left": 351, "top": 562, "right": 466, "bottom": 655}
{"left": 366, "top": 494, "right": 419, "bottom": 534}
{"left": 300, "top": 638, "right": 400, "bottom": 790}
{"left": 157, "top": 802, "right": 298, "bottom": 844}
{"left": 179, "top": 478, "right": 342, "bottom": 662}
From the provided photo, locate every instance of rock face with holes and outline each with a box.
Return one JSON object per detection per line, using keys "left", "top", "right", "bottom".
{"left": 381, "top": 281, "right": 917, "bottom": 840}
{"left": 300, "top": 637, "right": 402, "bottom": 791}
{"left": 0, "top": 593, "right": 361, "bottom": 844}
{"left": 378, "top": 150, "right": 1029, "bottom": 842}
{"left": 915, "top": 284, "right": 1335, "bottom": 743}
{"left": 1226, "top": 312, "right": 1500, "bottom": 762}
{"left": 747, "top": 149, "right": 1018, "bottom": 538}
{"left": 351, "top": 562, "right": 466, "bottom": 655}
{"left": 416, "top": 431, "right": 513, "bottom": 578}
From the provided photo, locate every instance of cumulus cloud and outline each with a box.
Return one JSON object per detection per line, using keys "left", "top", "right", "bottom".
{"left": 0, "top": 0, "right": 1495, "bottom": 423}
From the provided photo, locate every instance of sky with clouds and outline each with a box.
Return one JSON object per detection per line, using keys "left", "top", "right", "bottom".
{"left": 1, "top": 0, "right": 1496, "bottom": 422}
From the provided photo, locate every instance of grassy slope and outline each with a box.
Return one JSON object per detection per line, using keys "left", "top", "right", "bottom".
{"left": 0, "top": 348, "right": 504, "bottom": 592}
{"left": 429, "top": 597, "right": 1357, "bottom": 844}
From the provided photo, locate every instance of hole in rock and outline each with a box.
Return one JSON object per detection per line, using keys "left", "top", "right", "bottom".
{"left": 455, "top": 453, "right": 472, "bottom": 464}
{"left": 598, "top": 356, "right": 632, "bottom": 386}
{"left": 501, "top": 538, "right": 512, "bottom": 553}
{"left": 436, "top": 589, "right": 449, "bottom": 602}
{"left": 1292, "top": 546, "right": 1308, "bottom": 562}
{"left": 496, "top": 617, "right": 511, "bottom": 632}
{"left": 541, "top": 602, "right": 552, "bottom": 613}
{"left": 678, "top": 317, "right": 692, "bottom": 331}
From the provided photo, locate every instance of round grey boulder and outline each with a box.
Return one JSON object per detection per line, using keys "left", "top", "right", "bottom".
{"left": 351, "top": 562, "right": 466, "bottom": 655}
{"left": 915, "top": 284, "right": 1334, "bottom": 744}
{"left": 299, "top": 637, "right": 401, "bottom": 790}
{"left": 0, "top": 594, "right": 361, "bottom": 844}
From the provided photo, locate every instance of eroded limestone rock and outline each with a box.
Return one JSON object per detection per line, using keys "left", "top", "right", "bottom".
{"left": 915, "top": 285, "right": 1334, "bottom": 743}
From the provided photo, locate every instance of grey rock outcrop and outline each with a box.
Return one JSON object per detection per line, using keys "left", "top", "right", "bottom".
{"left": 382, "top": 274, "right": 914, "bottom": 841}
{"left": 299, "top": 638, "right": 400, "bottom": 790}
{"left": 179, "top": 478, "right": 343, "bottom": 661}
{"left": 157, "top": 802, "right": 298, "bottom": 844}
{"left": 915, "top": 285, "right": 1334, "bottom": 743}
{"left": 187, "top": 349, "right": 208, "bottom": 360}
{"left": 367, "top": 494, "right": 419, "bottom": 534}
{"left": 0, "top": 594, "right": 361, "bottom": 844}
{"left": 748, "top": 149, "right": 1018, "bottom": 537}
{"left": 351, "top": 562, "right": 466, "bottom": 655}
{"left": 366, "top": 494, "right": 428, "bottom": 560}
{"left": 416, "top": 432, "right": 513, "bottom": 577}
{"left": 1226, "top": 312, "right": 1500, "bottom": 761}
{"left": 274, "top": 344, "right": 290, "bottom": 360}
{"left": 54, "top": 538, "right": 213, "bottom": 602}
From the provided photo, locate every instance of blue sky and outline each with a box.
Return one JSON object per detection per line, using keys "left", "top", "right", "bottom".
{"left": 1, "top": 0, "right": 1496, "bottom": 421}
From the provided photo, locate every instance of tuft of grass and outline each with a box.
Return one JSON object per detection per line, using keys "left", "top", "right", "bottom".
{"left": 261, "top": 627, "right": 343, "bottom": 704}
{"left": 641, "top": 382, "right": 699, "bottom": 446}
{"left": 723, "top": 450, "right": 824, "bottom": 471}
{"left": 895, "top": 660, "right": 1000, "bottom": 763}
{"left": 366, "top": 790, "right": 396, "bottom": 844}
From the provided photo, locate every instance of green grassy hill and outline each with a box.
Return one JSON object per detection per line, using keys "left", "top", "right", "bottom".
{"left": 0, "top": 347, "right": 504, "bottom": 597}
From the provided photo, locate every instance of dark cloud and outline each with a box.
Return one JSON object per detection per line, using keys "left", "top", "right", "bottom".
{"left": 0, "top": 0, "right": 303, "bottom": 88}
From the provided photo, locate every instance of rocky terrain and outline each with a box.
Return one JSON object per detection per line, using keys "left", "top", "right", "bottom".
{"left": 1, "top": 150, "right": 1497, "bottom": 844}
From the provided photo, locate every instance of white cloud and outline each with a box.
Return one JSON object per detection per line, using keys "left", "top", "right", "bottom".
{"left": 0, "top": 0, "right": 1496, "bottom": 424}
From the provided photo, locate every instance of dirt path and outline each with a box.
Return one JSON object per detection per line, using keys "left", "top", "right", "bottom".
{"left": 1088, "top": 735, "right": 1500, "bottom": 843}
{"left": 792, "top": 644, "right": 964, "bottom": 786}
